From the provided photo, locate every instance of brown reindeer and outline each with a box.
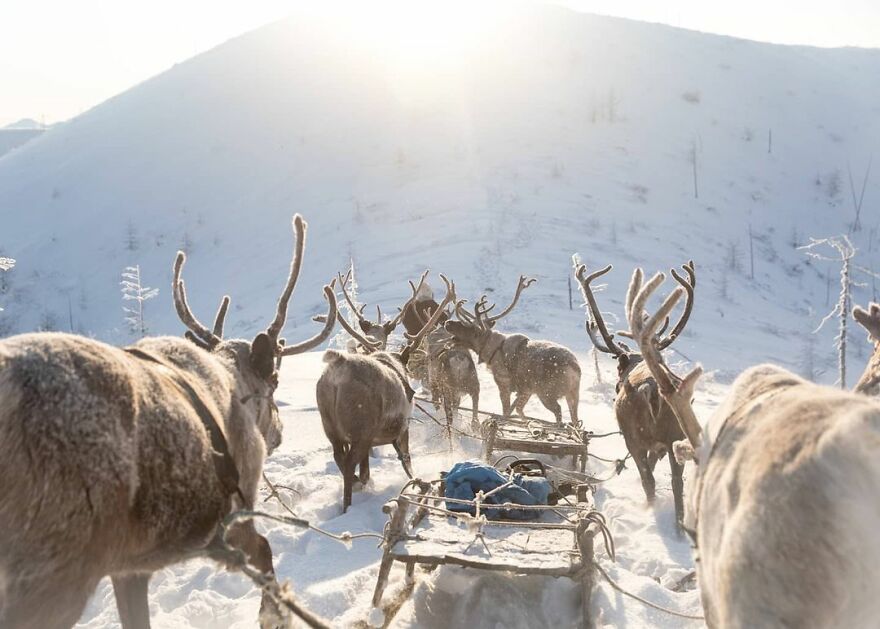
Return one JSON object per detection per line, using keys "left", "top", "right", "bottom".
{"left": 445, "top": 275, "right": 581, "bottom": 426}
{"left": 575, "top": 261, "right": 695, "bottom": 526}
{"left": 0, "top": 215, "right": 336, "bottom": 629}
{"left": 403, "top": 274, "right": 480, "bottom": 436}
{"left": 626, "top": 270, "right": 880, "bottom": 628}
{"left": 317, "top": 274, "right": 455, "bottom": 512}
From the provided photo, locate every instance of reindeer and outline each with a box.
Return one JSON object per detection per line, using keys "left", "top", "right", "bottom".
{"left": 334, "top": 267, "right": 406, "bottom": 351}
{"left": 574, "top": 261, "right": 695, "bottom": 526}
{"left": 445, "top": 275, "right": 581, "bottom": 426}
{"left": 401, "top": 273, "right": 480, "bottom": 436}
{"left": 626, "top": 269, "right": 880, "bottom": 628}
{"left": 0, "top": 215, "right": 336, "bottom": 629}
{"left": 317, "top": 274, "right": 455, "bottom": 512}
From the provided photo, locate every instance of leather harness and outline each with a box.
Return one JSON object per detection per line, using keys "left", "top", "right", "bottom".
{"left": 124, "top": 347, "right": 245, "bottom": 503}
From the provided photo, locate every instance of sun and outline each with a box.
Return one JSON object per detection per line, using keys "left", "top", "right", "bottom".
{"left": 324, "top": 0, "right": 508, "bottom": 65}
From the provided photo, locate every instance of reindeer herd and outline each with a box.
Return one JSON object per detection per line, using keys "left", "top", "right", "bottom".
{"left": 0, "top": 213, "right": 878, "bottom": 629}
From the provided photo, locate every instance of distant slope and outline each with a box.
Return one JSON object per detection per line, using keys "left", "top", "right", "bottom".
{"left": 0, "top": 3, "right": 879, "bottom": 382}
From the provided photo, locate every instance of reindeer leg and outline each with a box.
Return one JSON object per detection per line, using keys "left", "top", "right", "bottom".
{"left": 112, "top": 572, "right": 151, "bottom": 629}
{"left": 359, "top": 452, "right": 371, "bottom": 485}
{"left": 343, "top": 450, "right": 357, "bottom": 512}
{"left": 392, "top": 431, "right": 414, "bottom": 478}
{"left": 634, "top": 450, "right": 656, "bottom": 504}
{"left": 538, "top": 394, "right": 562, "bottom": 425}
{"left": 470, "top": 386, "right": 480, "bottom": 432}
{"left": 442, "top": 391, "right": 454, "bottom": 449}
{"left": 668, "top": 444, "right": 685, "bottom": 531}
{"left": 512, "top": 392, "right": 531, "bottom": 418}
{"left": 223, "top": 520, "right": 288, "bottom": 629}
{"left": 497, "top": 384, "right": 512, "bottom": 418}
{"left": 331, "top": 441, "right": 346, "bottom": 475}
{"left": 566, "top": 388, "right": 580, "bottom": 428}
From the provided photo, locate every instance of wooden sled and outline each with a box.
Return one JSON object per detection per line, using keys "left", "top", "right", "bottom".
{"left": 481, "top": 416, "right": 591, "bottom": 473}
{"left": 371, "top": 467, "right": 610, "bottom": 628}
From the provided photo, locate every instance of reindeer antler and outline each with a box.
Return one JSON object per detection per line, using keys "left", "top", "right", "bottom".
{"left": 625, "top": 269, "right": 703, "bottom": 449}
{"left": 212, "top": 296, "right": 231, "bottom": 338}
{"left": 574, "top": 264, "right": 627, "bottom": 357}
{"left": 479, "top": 275, "right": 536, "bottom": 326}
{"left": 280, "top": 284, "right": 338, "bottom": 355}
{"left": 173, "top": 252, "right": 222, "bottom": 349}
{"left": 657, "top": 260, "right": 696, "bottom": 350}
{"left": 265, "top": 215, "right": 306, "bottom": 347}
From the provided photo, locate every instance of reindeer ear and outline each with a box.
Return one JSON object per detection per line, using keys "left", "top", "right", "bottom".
{"left": 250, "top": 332, "right": 276, "bottom": 380}
{"left": 383, "top": 321, "right": 396, "bottom": 335}
{"left": 358, "top": 319, "right": 373, "bottom": 334}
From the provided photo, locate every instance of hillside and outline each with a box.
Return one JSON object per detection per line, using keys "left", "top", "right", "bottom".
{"left": 1, "top": 4, "right": 879, "bottom": 382}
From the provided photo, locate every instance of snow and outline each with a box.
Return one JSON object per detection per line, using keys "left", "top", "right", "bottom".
{"left": 0, "top": 1, "right": 878, "bottom": 626}
{"left": 76, "top": 350, "right": 709, "bottom": 628}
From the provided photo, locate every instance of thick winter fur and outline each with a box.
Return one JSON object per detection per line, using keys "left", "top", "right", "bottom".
{"left": 690, "top": 364, "right": 880, "bottom": 628}
{"left": 613, "top": 357, "right": 687, "bottom": 524}
{"left": 316, "top": 350, "right": 414, "bottom": 512}
{"left": 0, "top": 333, "right": 282, "bottom": 629}
{"left": 444, "top": 322, "right": 580, "bottom": 425}
{"left": 423, "top": 329, "right": 480, "bottom": 432}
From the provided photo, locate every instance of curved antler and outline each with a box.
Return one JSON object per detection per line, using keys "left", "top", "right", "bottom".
{"left": 657, "top": 260, "right": 696, "bottom": 350}
{"left": 625, "top": 269, "right": 703, "bottom": 450}
{"left": 574, "top": 264, "right": 627, "bottom": 357}
{"left": 454, "top": 299, "right": 478, "bottom": 324}
{"left": 280, "top": 284, "right": 339, "bottom": 355}
{"left": 483, "top": 275, "right": 536, "bottom": 324}
{"left": 336, "top": 313, "right": 384, "bottom": 353}
{"left": 172, "top": 252, "right": 222, "bottom": 348}
{"left": 212, "top": 295, "right": 231, "bottom": 338}
{"left": 266, "top": 215, "right": 306, "bottom": 346}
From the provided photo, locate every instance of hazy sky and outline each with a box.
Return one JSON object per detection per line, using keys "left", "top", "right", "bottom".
{"left": 1, "top": 0, "right": 879, "bottom": 128}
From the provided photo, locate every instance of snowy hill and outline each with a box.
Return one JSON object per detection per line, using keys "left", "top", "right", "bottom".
{"left": 0, "top": 118, "right": 46, "bottom": 158}
{"left": 1, "top": 4, "right": 879, "bottom": 383}
{"left": 4, "top": 3, "right": 880, "bottom": 627}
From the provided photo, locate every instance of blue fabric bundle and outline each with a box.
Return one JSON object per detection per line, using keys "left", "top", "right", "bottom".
{"left": 443, "top": 460, "right": 551, "bottom": 521}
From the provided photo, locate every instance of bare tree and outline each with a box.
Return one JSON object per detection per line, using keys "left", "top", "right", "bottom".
{"left": 847, "top": 157, "right": 872, "bottom": 233}
{"left": 800, "top": 236, "right": 858, "bottom": 388}
{"left": 121, "top": 265, "right": 159, "bottom": 337}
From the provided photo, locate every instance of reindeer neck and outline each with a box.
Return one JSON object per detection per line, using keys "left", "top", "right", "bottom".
{"left": 477, "top": 330, "right": 506, "bottom": 365}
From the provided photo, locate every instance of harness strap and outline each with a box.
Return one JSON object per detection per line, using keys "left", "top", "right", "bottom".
{"left": 124, "top": 347, "right": 245, "bottom": 503}
{"left": 478, "top": 335, "right": 504, "bottom": 366}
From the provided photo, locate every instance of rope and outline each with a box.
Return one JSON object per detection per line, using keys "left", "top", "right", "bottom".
{"left": 213, "top": 510, "right": 330, "bottom": 629}
{"left": 594, "top": 561, "right": 705, "bottom": 621}
{"left": 261, "top": 473, "right": 384, "bottom": 543}
{"left": 413, "top": 401, "right": 481, "bottom": 439}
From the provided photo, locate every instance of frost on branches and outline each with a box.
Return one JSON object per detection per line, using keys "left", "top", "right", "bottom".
{"left": 120, "top": 265, "right": 159, "bottom": 337}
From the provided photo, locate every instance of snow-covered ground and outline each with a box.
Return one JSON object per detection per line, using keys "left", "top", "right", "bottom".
{"left": 3, "top": 1, "right": 880, "bottom": 626}
{"left": 77, "top": 349, "right": 726, "bottom": 628}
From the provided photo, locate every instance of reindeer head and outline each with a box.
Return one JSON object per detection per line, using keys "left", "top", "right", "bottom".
{"left": 575, "top": 262, "right": 695, "bottom": 390}
{"left": 444, "top": 275, "right": 536, "bottom": 353}
{"left": 173, "top": 214, "right": 337, "bottom": 453}
{"left": 334, "top": 270, "right": 456, "bottom": 367}
{"left": 335, "top": 268, "right": 406, "bottom": 350}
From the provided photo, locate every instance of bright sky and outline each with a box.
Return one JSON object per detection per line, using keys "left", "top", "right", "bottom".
{"left": 1, "top": 0, "right": 879, "bottom": 128}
